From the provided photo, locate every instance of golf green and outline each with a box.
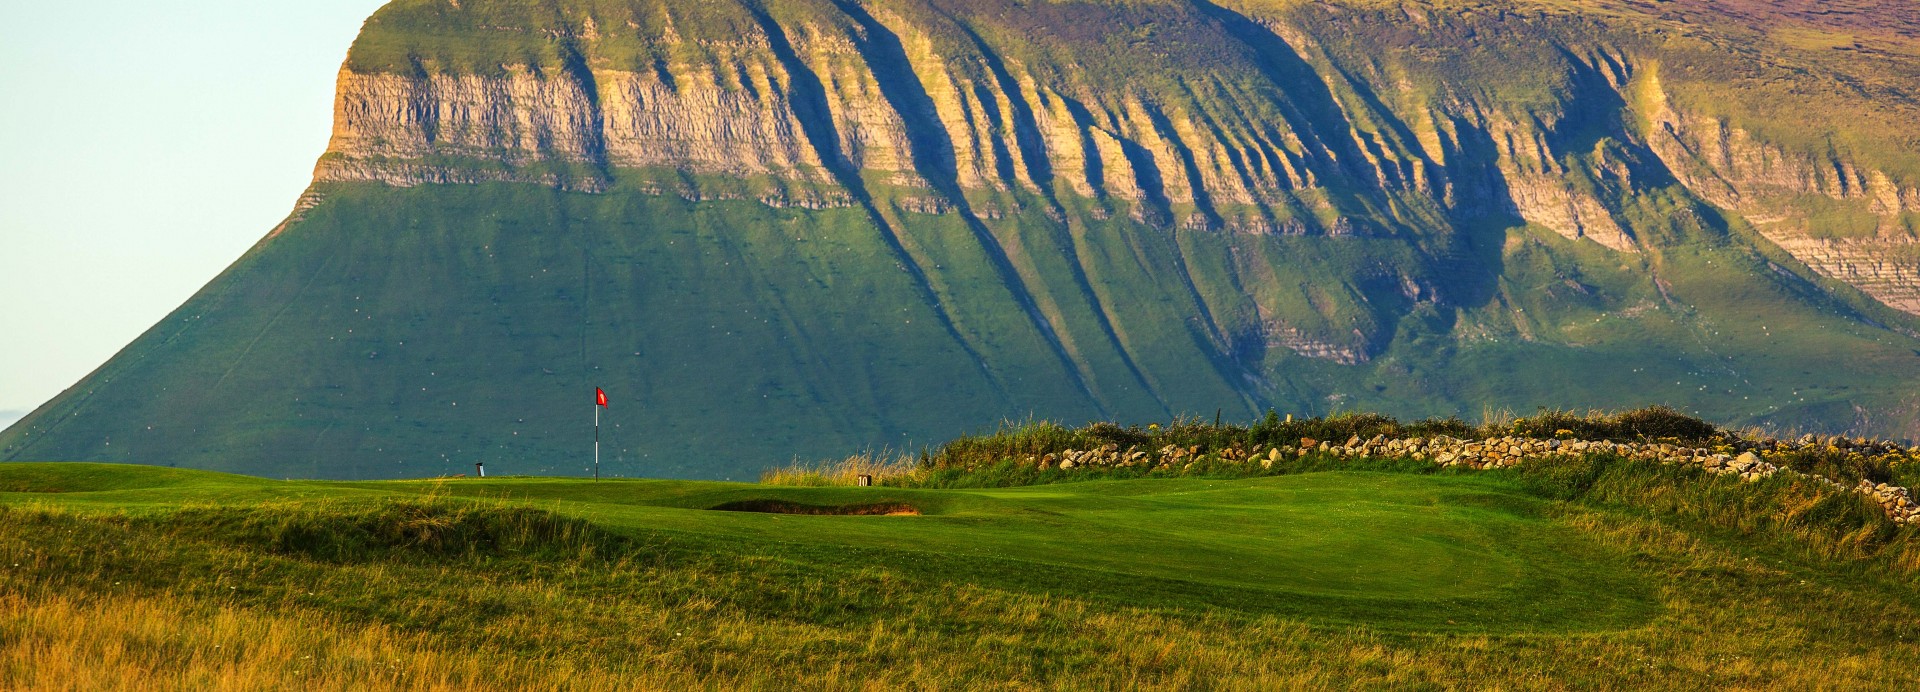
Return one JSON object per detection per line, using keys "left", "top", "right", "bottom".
{"left": 1, "top": 463, "right": 1658, "bottom": 632}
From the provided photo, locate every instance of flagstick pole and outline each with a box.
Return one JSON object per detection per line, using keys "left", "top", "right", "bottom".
{"left": 594, "top": 403, "right": 601, "bottom": 482}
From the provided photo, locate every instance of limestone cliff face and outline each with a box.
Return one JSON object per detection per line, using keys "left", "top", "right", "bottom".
{"left": 322, "top": 63, "right": 829, "bottom": 193}
{"left": 1639, "top": 73, "right": 1920, "bottom": 314}
{"left": 315, "top": 0, "right": 1920, "bottom": 336}
{"left": 318, "top": 0, "right": 1452, "bottom": 233}
{"left": 1469, "top": 108, "right": 1641, "bottom": 255}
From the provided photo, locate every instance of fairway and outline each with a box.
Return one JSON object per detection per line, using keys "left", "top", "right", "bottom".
{"left": 2, "top": 463, "right": 1655, "bottom": 632}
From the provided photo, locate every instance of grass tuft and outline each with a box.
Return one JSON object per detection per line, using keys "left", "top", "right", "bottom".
{"left": 759, "top": 452, "right": 920, "bottom": 486}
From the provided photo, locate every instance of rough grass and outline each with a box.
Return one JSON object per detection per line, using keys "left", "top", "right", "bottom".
{"left": 758, "top": 452, "right": 920, "bottom": 486}
{"left": 0, "top": 592, "right": 649, "bottom": 691}
{"left": 5, "top": 457, "right": 1920, "bottom": 689}
{"left": 1512, "top": 455, "right": 1920, "bottom": 572}
{"left": 152, "top": 500, "right": 629, "bottom": 564}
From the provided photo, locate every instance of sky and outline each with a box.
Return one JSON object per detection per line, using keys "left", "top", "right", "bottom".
{"left": 0, "top": 1, "right": 390, "bottom": 430}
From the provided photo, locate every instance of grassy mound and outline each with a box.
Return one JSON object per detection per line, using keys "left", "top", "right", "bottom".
{"left": 155, "top": 500, "right": 629, "bottom": 564}
{"left": 0, "top": 462, "right": 264, "bottom": 494}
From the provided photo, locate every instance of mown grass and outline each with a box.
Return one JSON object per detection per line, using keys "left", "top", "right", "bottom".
{"left": 5, "top": 453, "right": 1920, "bottom": 689}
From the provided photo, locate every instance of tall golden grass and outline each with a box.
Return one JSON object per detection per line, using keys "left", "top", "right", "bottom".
{"left": 4, "top": 575, "right": 1913, "bottom": 691}
{"left": 0, "top": 593, "right": 685, "bottom": 691}
{"left": 759, "top": 452, "right": 922, "bottom": 486}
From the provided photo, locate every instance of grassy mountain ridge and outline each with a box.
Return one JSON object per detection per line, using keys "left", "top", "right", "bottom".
{"left": 6, "top": 0, "right": 1920, "bottom": 478}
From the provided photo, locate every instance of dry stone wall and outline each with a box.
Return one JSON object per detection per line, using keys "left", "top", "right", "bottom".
{"left": 1034, "top": 434, "right": 1920, "bottom": 524}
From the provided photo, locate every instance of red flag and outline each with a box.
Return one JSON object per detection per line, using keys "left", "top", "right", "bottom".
{"left": 595, "top": 387, "right": 608, "bottom": 407}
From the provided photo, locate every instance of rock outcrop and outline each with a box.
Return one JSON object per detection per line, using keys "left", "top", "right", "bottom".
{"left": 319, "top": 1, "right": 1449, "bottom": 237}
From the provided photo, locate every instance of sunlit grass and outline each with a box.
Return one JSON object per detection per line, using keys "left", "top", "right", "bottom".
{"left": 4, "top": 454, "right": 1920, "bottom": 688}
{"left": 759, "top": 451, "right": 921, "bottom": 486}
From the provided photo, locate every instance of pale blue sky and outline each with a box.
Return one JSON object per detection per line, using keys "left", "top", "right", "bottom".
{"left": 0, "top": 1, "right": 389, "bottom": 428}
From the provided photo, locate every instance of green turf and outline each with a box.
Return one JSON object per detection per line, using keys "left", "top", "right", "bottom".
{"left": 0, "top": 462, "right": 1654, "bottom": 633}
{"left": 6, "top": 459, "right": 1920, "bottom": 688}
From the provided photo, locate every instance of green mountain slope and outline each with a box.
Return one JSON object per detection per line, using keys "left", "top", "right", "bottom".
{"left": 7, "top": 0, "right": 1920, "bottom": 478}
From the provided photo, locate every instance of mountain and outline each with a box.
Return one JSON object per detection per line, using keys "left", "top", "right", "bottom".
{"left": 7, "top": 0, "right": 1920, "bottom": 479}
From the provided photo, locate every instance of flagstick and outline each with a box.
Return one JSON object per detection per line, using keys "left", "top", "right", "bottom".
{"left": 594, "top": 402, "right": 601, "bottom": 482}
